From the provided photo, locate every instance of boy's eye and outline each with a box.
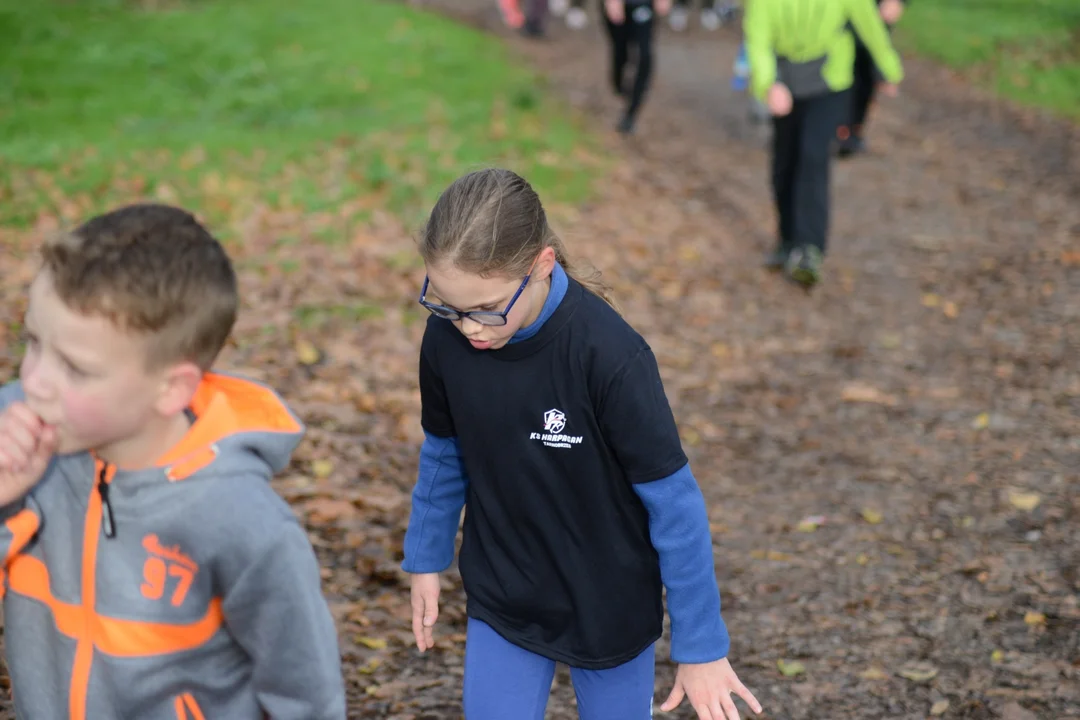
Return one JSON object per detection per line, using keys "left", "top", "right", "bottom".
{"left": 64, "top": 360, "right": 88, "bottom": 378}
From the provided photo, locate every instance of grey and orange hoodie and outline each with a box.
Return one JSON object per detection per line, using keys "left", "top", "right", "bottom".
{"left": 0, "top": 373, "right": 346, "bottom": 720}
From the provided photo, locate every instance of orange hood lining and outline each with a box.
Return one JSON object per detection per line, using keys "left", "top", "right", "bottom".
{"left": 155, "top": 373, "right": 301, "bottom": 481}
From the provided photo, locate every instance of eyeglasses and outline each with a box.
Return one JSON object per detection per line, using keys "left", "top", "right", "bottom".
{"left": 418, "top": 267, "right": 534, "bottom": 327}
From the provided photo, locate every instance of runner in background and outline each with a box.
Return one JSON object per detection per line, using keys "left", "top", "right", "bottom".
{"left": 669, "top": 0, "right": 738, "bottom": 31}
{"left": 837, "top": 0, "right": 908, "bottom": 157}
{"left": 499, "top": 0, "right": 551, "bottom": 36}
{"left": 554, "top": 0, "right": 591, "bottom": 29}
{"left": 604, "top": 0, "right": 672, "bottom": 134}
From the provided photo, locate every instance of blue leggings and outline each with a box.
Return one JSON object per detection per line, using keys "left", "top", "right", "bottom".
{"left": 463, "top": 618, "right": 656, "bottom": 720}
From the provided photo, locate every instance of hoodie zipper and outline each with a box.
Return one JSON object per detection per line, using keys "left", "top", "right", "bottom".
{"left": 97, "top": 462, "right": 116, "bottom": 539}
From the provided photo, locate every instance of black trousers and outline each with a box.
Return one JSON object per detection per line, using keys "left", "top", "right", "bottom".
{"left": 847, "top": 36, "right": 877, "bottom": 132}
{"left": 843, "top": 24, "right": 894, "bottom": 134}
{"left": 674, "top": 0, "right": 717, "bottom": 8}
{"left": 771, "top": 91, "right": 846, "bottom": 254}
{"left": 604, "top": 2, "right": 655, "bottom": 119}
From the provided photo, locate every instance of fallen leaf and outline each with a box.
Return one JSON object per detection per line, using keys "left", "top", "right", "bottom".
{"left": 1061, "top": 250, "right": 1080, "bottom": 267}
{"left": 776, "top": 659, "right": 806, "bottom": 677}
{"left": 356, "top": 636, "right": 388, "bottom": 650}
{"left": 991, "top": 649, "right": 1004, "bottom": 662}
{"left": 1023, "top": 611, "right": 1046, "bottom": 626}
{"left": 1002, "top": 702, "right": 1038, "bottom": 720}
{"left": 897, "top": 661, "right": 938, "bottom": 683}
{"left": 861, "top": 508, "right": 884, "bottom": 525}
{"left": 357, "top": 658, "right": 382, "bottom": 674}
{"left": 312, "top": 459, "right": 334, "bottom": 479}
{"left": 971, "top": 413, "right": 990, "bottom": 430}
{"left": 860, "top": 666, "right": 889, "bottom": 680}
{"left": 930, "top": 699, "right": 950, "bottom": 715}
{"left": 796, "top": 515, "right": 826, "bottom": 533}
{"left": 943, "top": 301, "right": 959, "bottom": 319}
{"left": 921, "top": 293, "right": 941, "bottom": 308}
{"left": 304, "top": 498, "right": 357, "bottom": 524}
{"left": 841, "top": 383, "right": 899, "bottom": 407}
{"left": 295, "top": 338, "right": 323, "bottom": 366}
{"left": 1008, "top": 491, "right": 1041, "bottom": 511}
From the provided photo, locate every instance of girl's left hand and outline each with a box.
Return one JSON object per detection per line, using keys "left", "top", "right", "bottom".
{"left": 661, "top": 657, "right": 763, "bottom": 720}
{"left": 655, "top": 0, "right": 673, "bottom": 16}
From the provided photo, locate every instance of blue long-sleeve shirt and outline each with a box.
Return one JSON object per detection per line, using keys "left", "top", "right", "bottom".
{"left": 402, "top": 262, "right": 730, "bottom": 663}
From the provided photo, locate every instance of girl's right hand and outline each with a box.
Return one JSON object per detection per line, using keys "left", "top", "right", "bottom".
{"left": 604, "top": 0, "right": 625, "bottom": 24}
{"left": 410, "top": 572, "right": 441, "bottom": 652}
{"left": 766, "top": 82, "right": 793, "bottom": 116}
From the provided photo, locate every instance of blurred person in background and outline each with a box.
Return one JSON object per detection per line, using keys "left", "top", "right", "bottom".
{"left": 604, "top": 0, "right": 672, "bottom": 134}
{"left": 669, "top": 0, "right": 739, "bottom": 31}
{"left": 837, "top": 0, "right": 908, "bottom": 157}
{"left": 744, "top": 0, "right": 903, "bottom": 287}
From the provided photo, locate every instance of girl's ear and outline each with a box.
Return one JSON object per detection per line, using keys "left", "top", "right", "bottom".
{"left": 534, "top": 246, "right": 558, "bottom": 281}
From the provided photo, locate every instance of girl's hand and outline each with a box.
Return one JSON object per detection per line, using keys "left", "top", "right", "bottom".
{"left": 879, "top": 0, "right": 904, "bottom": 24}
{"left": 879, "top": 82, "right": 899, "bottom": 97}
{"left": 655, "top": 0, "right": 673, "bottom": 16}
{"left": 605, "top": 0, "right": 625, "bottom": 24}
{"left": 410, "top": 572, "right": 441, "bottom": 652}
{"left": 661, "top": 657, "right": 763, "bottom": 720}
{"left": 766, "top": 82, "right": 793, "bottom": 116}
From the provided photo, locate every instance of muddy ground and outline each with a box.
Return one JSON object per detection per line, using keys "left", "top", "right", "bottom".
{"left": 1, "top": 1, "right": 1077, "bottom": 718}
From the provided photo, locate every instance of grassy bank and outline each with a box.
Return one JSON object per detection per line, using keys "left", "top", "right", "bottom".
{"left": 0, "top": 0, "right": 606, "bottom": 230}
{"left": 896, "top": 0, "right": 1080, "bottom": 119}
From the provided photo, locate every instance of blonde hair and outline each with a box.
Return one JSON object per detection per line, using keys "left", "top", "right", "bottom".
{"left": 41, "top": 203, "right": 238, "bottom": 371}
{"left": 419, "top": 168, "right": 618, "bottom": 310}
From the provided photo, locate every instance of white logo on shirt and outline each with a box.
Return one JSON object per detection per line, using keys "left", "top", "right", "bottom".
{"left": 632, "top": 5, "right": 653, "bottom": 23}
{"left": 530, "top": 408, "right": 584, "bottom": 449}
{"left": 543, "top": 408, "right": 566, "bottom": 434}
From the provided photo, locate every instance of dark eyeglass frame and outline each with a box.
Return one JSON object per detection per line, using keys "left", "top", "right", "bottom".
{"left": 418, "top": 267, "right": 535, "bottom": 327}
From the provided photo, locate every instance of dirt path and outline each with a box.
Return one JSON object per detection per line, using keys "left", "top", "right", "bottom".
{"left": 343, "top": 3, "right": 1079, "bottom": 719}
{"left": 1, "top": 3, "right": 1075, "bottom": 719}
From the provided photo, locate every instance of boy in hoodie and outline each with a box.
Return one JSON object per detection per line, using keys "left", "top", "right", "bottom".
{"left": 0, "top": 203, "right": 345, "bottom": 720}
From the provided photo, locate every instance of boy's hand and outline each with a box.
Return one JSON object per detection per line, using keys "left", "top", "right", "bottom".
{"left": 661, "top": 657, "right": 763, "bottom": 720}
{"left": 0, "top": 403, "right": 57, "bottom": 506}
{"left": 605, "top": 0, "right": 625, "bottom": 24}
{"left": 879, "top": 82, "right": 899, "bottom": 97}
{"left": 410, "top": 572, "right": 441, "bottom": 652}
{"left": 766, "top": 83, "right": 793, "bottom": 116}
{"left": 655, "top": 0, "right": 673, "bottom": 16}
{"left": 879, "top": 0, "right": 904, "bottom": 25}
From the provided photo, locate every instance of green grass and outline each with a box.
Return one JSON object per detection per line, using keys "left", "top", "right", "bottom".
{"left": 0, "top": 0, "right": 606, "bottom": 229}
{"left": 896, "top": 0, "right": 1080, "bottom": 119}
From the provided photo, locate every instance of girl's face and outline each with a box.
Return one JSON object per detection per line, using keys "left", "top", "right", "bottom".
{"left": 424, "top": 247, "right": 556, "bottom": 351}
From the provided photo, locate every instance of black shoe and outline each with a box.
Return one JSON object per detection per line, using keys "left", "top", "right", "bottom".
{"left": 786, "top": 245, "right": 823, "bottom": 287}
{"left": 617, "top": 113, "right": 635, "bottom": 134}
{"left": 520, "top": 20, "right": 545, "bottom": 38}
{"left": 837, "top": 134, "right": 866, "bottom": 158}
{"left": 763, "top": 247, "right": 789, "bottom": 271}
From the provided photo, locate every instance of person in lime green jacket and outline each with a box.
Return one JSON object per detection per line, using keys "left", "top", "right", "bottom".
{"left": 743, "top": 0, "right": 903, "bottom": 287}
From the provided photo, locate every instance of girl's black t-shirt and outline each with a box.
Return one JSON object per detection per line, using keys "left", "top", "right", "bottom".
{"left": 419, "top": 279, "right": 688, "bottom": 669}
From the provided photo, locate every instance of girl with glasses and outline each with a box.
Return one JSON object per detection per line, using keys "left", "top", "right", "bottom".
{"left": 403, "top": 168, "right": 762, "bottom": 720}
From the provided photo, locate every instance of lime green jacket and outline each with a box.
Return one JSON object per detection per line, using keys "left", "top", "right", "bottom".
{"left": 743, "top": 0, "right": 904, "bottom": 100}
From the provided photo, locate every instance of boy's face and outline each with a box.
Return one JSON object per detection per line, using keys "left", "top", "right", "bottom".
{"left": 19, "top": 271, "right": 183, "bottom": 459}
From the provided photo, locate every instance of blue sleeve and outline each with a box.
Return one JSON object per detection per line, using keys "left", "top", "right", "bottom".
{"left": 633, "top": 464, "right": 731, "bottom": 663}
{"left": 401, "top": 433, "right": 468, "bottom": 574}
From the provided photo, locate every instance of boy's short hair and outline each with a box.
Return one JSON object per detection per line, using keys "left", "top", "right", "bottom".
{"left": 41, "top": 203, "right": 238, "bottom": 371}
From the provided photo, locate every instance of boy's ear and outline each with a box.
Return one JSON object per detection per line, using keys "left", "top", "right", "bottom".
{"left": 156, "top": 362, "right": 203, "bottom": 417}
